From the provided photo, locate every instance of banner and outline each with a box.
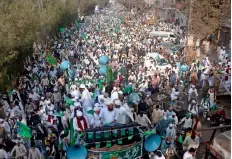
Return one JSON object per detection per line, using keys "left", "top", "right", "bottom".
{"left": 100, "top": 142, "right": 142, "bottom": 159}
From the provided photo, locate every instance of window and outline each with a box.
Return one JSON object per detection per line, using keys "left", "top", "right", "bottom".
{"left": 170, "top": 34, "right": 175, "bottom": 38}
{"left": 156, "top": 58, "right": 168, "bottom": 66}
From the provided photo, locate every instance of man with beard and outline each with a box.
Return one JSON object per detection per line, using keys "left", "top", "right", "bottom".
{"left": 73, "top": 111, "right": 89, "bottom": 133}
{"left": 99, "top": 100, "right": 117, "bottom": 125}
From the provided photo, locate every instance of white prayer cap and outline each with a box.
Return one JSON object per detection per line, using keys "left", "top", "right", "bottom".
{"left": 47, "top": 100, "right": 51, "bottom": 104}
{"left": 19, "top": 139, "right": 24, "bottom": 143}
{"left": 169, "top": 124, "right": 173, "bottom": 127}
{"left": 74, "top": 102, "right": 81, "bottom": 107}
{"left": 41, "top": 97, "right": 45, "bottom": 100}
{"left": 118, "top": 91, "right": 123, "bottom": 95}
{"left": 49, "top": 111, "right": 53, "bottom": 115}
{"left": 94, "top": 103, "right": 100, "bottom": 107}
{"left": 54, "top": 87, "right": 58, "bottom": 91}
{"left": 163, "top": 116, "right": 167, "bottom": 120}
{"left": 94, "top": 107, "right": 100, "bottom": 111}
{"left": 113, "top": 87, "right": 117, "bottom": 90}
{"left": 129, "top": 82, "right": 132, "bottom": 85}
{"left": 80, "top": 84, "right": 85, "bottom": 89}
{"left": 0, "top": 118, "right": 4, "bottom": 122}
{"left": 87, "top": 107, "right": 92, "bottom": 111}
{"left": 75, "top": 78, "right": 78, "bottom": 81}
{"left": 114, "top": 100, "right": 122, "bottom": 106}
{"left": 105, "top": 100, "right": 113, "bottom": 105}
{"left": 191, "top": 85, "right": 195, "bottom": 88}
{"left": 103, "top": 92, "right": 109, "bottom": 97}
{"left": 76, "top": 111, "right": 83, "bottom": 117}
{"left": 172, "top": 112, "right": 176, "bottom": 116}
{"left": 98, "top": 95, "right": 104, "bottom": 99}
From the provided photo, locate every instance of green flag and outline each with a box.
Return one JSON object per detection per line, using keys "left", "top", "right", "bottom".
{"left": 45, "top": 54, "right": 57, "bottom": 65}
{"left": 81, "top": 32, "right": 87, "bottom": 41}
{"left": 114, "top": 27, "right": 118, "bottom": 33}
{"left": 64, "top": 96, "right": 74, "bottom": 106}
{"left": 69, "top": 119, "right": 75, "bottom": 145}
{"left": 60, "top": 28, "right": 65, "bottom": 32}
{"left": 97, "top": 79, "right": 103, "bottom": 91}
{"left": 124, "top": 85, "right": 133, "bottom": 94}
{"left": 17, "top": 122, "right": 31, "bottom": 138}
{"left": 75, "top": 20, "right": 80, "bottom": 30}
{"left": 178, "top": 135, "right": 183, "bottom": 143}
{"left": 92, "top": 90, "right": 98, "bottom": 100}
{"left": 120, "top": 17, "right": 125, "bottom": 23}
{"left": 87, "top": 109, "right": 94, "bottom": 115}
{"left": 9, "top": 90, "right": 13, "bottom": 97}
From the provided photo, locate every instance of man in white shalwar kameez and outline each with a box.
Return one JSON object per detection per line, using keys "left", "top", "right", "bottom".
{"left": 79, "top": 84, "right": 93, "bottom": 114}
{"left": 114, "top": 100, "right": 134, "bottom": 124}
{"left": 111, "top": 87, "right": 119, "bottom": 101}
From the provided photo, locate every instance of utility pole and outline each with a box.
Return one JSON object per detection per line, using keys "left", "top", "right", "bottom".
{"left": 187, "top": 0, "right": 193, "bottom": 37}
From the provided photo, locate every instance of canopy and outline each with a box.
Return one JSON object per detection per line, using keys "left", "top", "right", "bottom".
{"left": 212, "top": 130, "right": 231, "bottom": 159}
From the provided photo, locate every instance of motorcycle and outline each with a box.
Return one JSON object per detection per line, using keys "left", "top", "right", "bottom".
{"left": 202, "top": 105, "right": 210, "bottom": 125}
{"left": 209, "top": 108, "right": 230, "bottom": 126}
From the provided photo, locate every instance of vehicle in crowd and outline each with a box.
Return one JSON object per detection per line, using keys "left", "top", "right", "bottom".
{"left": 144, "top": 52, "right": 172, "bottom": 73}
{"left": 210, "top": 130, "right": 231, "bottom": 159}
{"left": 67, "top": 123, "right": 161, "bottom": 159}
{"left": 149, "top": 31, "right": 177, "bottom": 43}
{"left": 159, "top": 41, "right": 176, "bottom": 49}
{"left": 165, "top": 44, "right": 184, "bottom": 55}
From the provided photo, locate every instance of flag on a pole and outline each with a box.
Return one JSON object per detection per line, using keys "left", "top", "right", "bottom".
{"left": 81, "top": 32, "right": 87, "bottom": 41}
{"left": 60, "top": 28, "right": 66, "bottom": 32}
{"left": 75, "top": 20, "right": 80, "bottom": 30}
{"left": 114, "top": 27, "right": 118, "bottom": 33}
{"left": 120, "top": 17, "right": 125, "bottom": 23}
{"left": 64, "top": 96, "right": 74, "bottom": 106}
{"left": 17, "top": 122, "right": 31, "bottom": 138}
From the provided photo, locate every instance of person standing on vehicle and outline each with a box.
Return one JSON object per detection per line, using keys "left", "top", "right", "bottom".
{"left": 136, "top": 111, "right": 151, "bottom": 128}
{"left": 79, "top": 84, "right": 93, "bottom": 114}
{"left": 99, "top": 100, "right": 117, "bottom": 125}
{"left": 114, "top": 100, "right": 134, "bottom": 124}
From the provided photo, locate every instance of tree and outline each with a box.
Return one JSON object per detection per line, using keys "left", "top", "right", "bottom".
{"left": 187, "top": 0, "right": 230, "bottom": 39}
{"left": 0, "top": 0, "right": 105, "bottom": 91}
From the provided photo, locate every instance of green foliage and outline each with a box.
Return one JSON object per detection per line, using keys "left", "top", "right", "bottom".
{"left": 0, "top": 0, "right": 109, "bottom": 91}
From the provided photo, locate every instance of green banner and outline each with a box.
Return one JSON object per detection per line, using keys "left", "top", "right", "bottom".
{"left": 100, "top": 142, "right": 142, "bottom": 159}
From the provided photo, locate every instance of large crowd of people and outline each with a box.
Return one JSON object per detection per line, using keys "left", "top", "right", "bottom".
{"left": 0, "top": 1, "right": 230, "bottom": 159}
